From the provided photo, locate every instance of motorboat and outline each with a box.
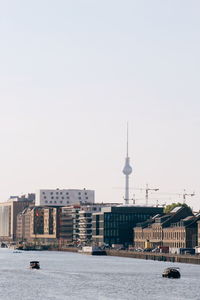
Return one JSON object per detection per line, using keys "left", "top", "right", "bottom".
{"left": 162, "top": 267, "right": 180, "bottom": 278}
{"left": 30, "top": 261, "right": 40, "bottom": 269}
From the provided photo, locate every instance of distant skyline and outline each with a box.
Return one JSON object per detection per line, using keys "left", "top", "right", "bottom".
{"left": 0, "top": 1, "right": 200, "bottom": 210}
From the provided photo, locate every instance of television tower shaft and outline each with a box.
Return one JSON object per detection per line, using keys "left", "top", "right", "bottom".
{"left": 122, "top": 124, "right": 132, "bottom": 205}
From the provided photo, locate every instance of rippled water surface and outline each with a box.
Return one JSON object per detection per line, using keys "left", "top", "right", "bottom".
{"left": 0, "top": 249, "right": 199, "bottom": 300}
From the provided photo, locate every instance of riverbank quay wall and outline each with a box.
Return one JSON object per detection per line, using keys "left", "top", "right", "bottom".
{"left": 106, "top": 250, "right": 200, "bottom": 265}
{"left": 49, "top": 247, "right": 78, "bottom": 252}
{"left": 47, "top": 247, "right": 200, "bottom": 265}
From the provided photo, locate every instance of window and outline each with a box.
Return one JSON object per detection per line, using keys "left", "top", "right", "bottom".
{"left": 56, "top": 197, "right": 58, "bottom": 199}
{"left": 54, "top": 201, "right": 57, "bottom": 203}
{"left": 51, "top": 196, "right": 54, "bottom": 199}
{"left": 79, "top": 197, "right": 81, "bottom": 200}
{"left": 67, "top": 201, "right": 69, "bottom": 204}
{"left": 45, "top": 201, "right": 48, "bottom": 203}
{"left": 42, "top": 192, "right": 45, "bottom": 195}
{"left": 86, "top": 197, "right": 88, "bottom": 200}
{"left": 60, "top": 192, "right": 62, "bottom": 195}
{"left": 50, "top": 201, "right": 52, "bottom": 203}
{"left": 62, "top": 197, "right": 64, "bottom": 199}
{"left": 85, "top": 192, "right": 87, "bottom": 195}
{"left": 50, "top": 192, "right": 53, "bottom": 195}
{"left": 56, "top": 192, "right": 58, "bottom": 195}
{"left": 67, "top": 197, "right": 70, "bottom": 199}
{"left": 44, "top": 196, "right": 47, "bottom": 199}
{"left": 60, "top": 201, "right": 63, "bottom": 203}
{"left": 66, "top": 192, "right": 69, "bottom": 195}
{"left": 78, "top": 192, "right": 81, "bottom": 195}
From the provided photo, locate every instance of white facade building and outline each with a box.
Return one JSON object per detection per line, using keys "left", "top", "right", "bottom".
{"left": 35, "top": 189, "right": 95, "bottom": 207}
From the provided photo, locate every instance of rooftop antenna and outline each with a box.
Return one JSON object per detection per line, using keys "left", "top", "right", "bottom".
{"left": 126, "top": 122, "right": 129, "bottom": 157}
{"left": 122, "top": 122, "right": 133, "bottom": 205}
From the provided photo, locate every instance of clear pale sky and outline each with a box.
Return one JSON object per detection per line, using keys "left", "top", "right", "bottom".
{"left": 0, "top": 1, "right": 200, "bottom": 210}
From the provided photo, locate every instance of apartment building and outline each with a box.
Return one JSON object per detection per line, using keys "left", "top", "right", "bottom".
{"left": 35, "top": 189, "right": 94, "bottom": 207}
{"left": 58, "top": 204, "right": 110, "bottom": 246}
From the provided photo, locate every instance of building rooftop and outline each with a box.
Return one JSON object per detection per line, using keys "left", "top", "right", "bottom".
{"left": 170, "top": 206, "right": 182, "bottom": 213}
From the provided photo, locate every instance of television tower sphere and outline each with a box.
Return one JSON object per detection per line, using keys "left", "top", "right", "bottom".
{"left": 123, "top": 157, "right": 132, "bottom": 175}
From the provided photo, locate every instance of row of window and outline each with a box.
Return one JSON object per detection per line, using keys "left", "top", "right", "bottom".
{"left": 45, "top": 200, "right": 69, "bottom": 204}
{"left": 135, "top": 231, "right": 186, "bottom": 240}
{"left": 163, "top": 231, "right": 185, "bottom": 240}
{"left": 42, "top": 191, "right": 88, "bottom": 196}
{"left": 164, "top": 242, "right": 185, "bottom": 248}
{"left": 104, "top": 229, "right": 119, "bottom": 236}
{"left": 43, "top": 196, "right": 89, "bottom": 200}
{"left": 104, "top": 214, "right": 150, "bottom": 222}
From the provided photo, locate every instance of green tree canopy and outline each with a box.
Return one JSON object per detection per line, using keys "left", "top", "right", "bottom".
{"left": 164, "top": 202, "right": 190, "bottom": 214}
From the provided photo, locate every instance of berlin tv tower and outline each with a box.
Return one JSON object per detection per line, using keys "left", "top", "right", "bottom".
{"left": 122, "top": 123, "right": 132, "bottom": 205}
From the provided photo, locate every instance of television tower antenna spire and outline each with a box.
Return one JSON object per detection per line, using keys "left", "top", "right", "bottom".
{"left": 126, "top": 122, "right": 129, "bottom": 157}
{"left": 122, "top": 123, "right": 132, "bottom": 205}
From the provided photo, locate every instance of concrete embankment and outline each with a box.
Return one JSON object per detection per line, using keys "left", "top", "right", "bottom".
{"left": 49, "top": 247, "right": 78, "bottom": 253}
{"left": 48, "top": 247, "right": 200, "bottom": 265}
{"left": 106, "top": 250, "right": 200, "bottom": 265}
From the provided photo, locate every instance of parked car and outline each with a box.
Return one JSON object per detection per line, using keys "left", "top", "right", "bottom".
{"left": 143, "top": 248, "right": 154, "bottom": 252}
{"left": 151, "top": 248, "right": 160, "bottom": 253}
{"left": 135, "top": 248, "right": 143, "bottom": 252}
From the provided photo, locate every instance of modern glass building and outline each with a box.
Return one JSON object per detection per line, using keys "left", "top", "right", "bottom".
{"left": 92, "top": 206, "right": 163, "bottom": 247}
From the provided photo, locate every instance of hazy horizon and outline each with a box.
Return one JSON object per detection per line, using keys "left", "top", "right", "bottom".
{"left": 0, "top": 1, "right": 200, "bottom": 210}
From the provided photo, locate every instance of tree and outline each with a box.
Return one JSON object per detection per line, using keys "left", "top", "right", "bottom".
{"left": 164, "top": 202, "right": 190, "bottom": 214}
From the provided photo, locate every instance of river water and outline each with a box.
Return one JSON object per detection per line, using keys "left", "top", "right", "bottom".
{"left": 0, "top": 249, "right": 199, "bottom": 300}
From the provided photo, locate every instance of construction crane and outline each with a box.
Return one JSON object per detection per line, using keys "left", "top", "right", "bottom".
{"left": 182, "top": 189, "right": 195, "bottom": 204}
{"left": 154, "top": 189, "right": 195, "bottom": 204}
{"left": 143, "top": 184, "right": 159, "bottom": 206}
{"left": 113, "top": 183, "right": 159, "bottom": 206}
{"left": 135, "top": 184, "right": 159, "bottom": 206}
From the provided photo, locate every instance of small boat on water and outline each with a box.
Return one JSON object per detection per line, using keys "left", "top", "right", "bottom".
{"left": 162, "top": 267, "right": 180, "bottom": 279}
{"left": 1, "top": 242, "right": 8, "bottom": 248}
{"left": 78, "top": 246, "right": 107, "bottom": 256}
{"left": 30, "top": 261, "right": 40, "bottom": 269}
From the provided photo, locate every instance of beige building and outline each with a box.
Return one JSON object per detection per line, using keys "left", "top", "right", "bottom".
{"left": 16, "top": 207, "right": 32, "bottom": 241}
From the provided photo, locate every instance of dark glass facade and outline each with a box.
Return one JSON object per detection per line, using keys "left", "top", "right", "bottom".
{"left": 92, "top": 206, "right": 163, "bottom": 247}
{"left": 34, "top": 208, "right": 44, "bottom": 234}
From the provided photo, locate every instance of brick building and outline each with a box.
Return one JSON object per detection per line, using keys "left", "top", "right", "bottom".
{"left": 198, "top": 221, "right": 200, "bottom": 247}
{"left": 0, "top": 197, "right": 33, "bottom": 241}
{"left": 29, "top": 207, "right": 58, "bottom": 243}
{"left": 134, "top": 206, "right": 193, "bottom": 249}
{"left": 163, "top": 214, "right": 200, "bottom": 252}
